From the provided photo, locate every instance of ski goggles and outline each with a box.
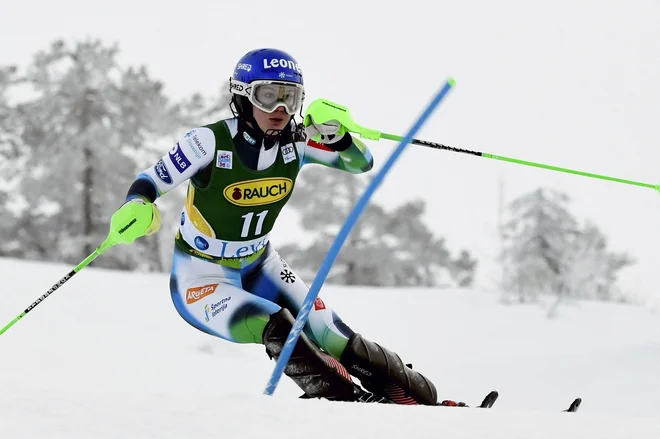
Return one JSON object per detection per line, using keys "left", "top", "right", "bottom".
{"left": 231, "top": 79, "right": 304, "bottom": 115}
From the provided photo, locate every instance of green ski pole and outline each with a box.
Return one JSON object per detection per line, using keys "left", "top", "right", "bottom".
{"left": 377, "top": 133, "right": 659, "bottom": 191}
{"left": 0, "top": 248, "right": 106, "bottom": 336}
{"left": 0, "top": 199, "right": 155, "bottom": 336}
{"left": 304, "top": 99, "right": 656, "bottom": 190}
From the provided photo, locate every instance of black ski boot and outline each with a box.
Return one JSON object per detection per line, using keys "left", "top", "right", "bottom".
{"left": 263, "top": 308, "right": 362, "bottom": 402}
{"left": 339, "top": 333, "right": 438, "bottom": 405}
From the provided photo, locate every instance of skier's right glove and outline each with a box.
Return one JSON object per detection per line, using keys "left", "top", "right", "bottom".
{"left": 109, "top": 198, "right": 161, "bottom": 245}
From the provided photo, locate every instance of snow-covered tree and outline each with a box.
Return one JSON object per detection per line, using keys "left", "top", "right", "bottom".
{"left": 450, "top": 250, "right": 479, "bottom": 287}
{"left": 2, "top": 39, "right": 182, "bottom": 270}
{"left": 0, "top": 65, "right": 21, "bottom": 160}
{"left": 0, "top": 65, "right": 30, "bottom": 257}
{"left": 500, "top": 187, "right": 633, "bottom": 306}
{"left": 173, "top": 80, "right": 232, "bottom": 128}
{"left": 559, "top": 222, "right": 634, "bottom": 302}
{"left": 500, "top": 188, "right": 577, "bottom": 302}
{"left": 279, "top": 167, "right": 476, "bottom": 287}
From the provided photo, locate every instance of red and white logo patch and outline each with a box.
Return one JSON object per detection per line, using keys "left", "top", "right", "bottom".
{"left": 314, "top": 297, "right": 326, "bottom": 311}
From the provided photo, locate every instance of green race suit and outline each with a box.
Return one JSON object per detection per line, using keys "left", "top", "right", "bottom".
{"left": 130, "top": 118, "right": 373, "bottom": 268}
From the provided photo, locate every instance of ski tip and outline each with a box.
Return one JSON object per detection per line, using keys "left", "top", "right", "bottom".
{"left": 479, "top": 390, "right": 499, "bottom": 408}
{"left": 564, "top": 397, "right": 582, "bottom": 413}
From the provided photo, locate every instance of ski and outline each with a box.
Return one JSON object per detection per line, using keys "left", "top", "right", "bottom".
{"left": 439, "top": 390, "right": 499, "bottom": 408}
{"left": 563, "top": 397, "right": 582, "bottom": 413}
{"left": 306, "top": 389, "right": 578, "bottom": 413}
{"left": 479, "top": 390, "right": 499, "bottom": 408}
{"left": 439, "top": 392, "right": 579, "bottom": 413}
{"left": 475, "top": 393, "right": 579, "bottom": 412}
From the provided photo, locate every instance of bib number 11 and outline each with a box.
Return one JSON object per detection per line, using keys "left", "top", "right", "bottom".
{"left": 240, "top": 210, "right": 269, "bottom": 238}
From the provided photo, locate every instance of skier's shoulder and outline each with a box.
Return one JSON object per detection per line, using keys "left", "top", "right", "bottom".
{"left": 203, "top": 117, "right": 239, "bottom": 138}
{"left": 179, "top": 117, "right": 238, "bottom": 160}
{"left": 179, "top": 126, "right": 216, "bottom": 161}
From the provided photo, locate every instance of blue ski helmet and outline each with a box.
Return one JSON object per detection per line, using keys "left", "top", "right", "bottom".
{"left": 232, "top": 48, "right": 303, "bottom": 86}
{"left": 230, "top": 48, "right": 305, "bottom": 119}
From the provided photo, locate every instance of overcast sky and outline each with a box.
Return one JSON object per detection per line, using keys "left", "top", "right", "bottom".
{"left": 3, "top": 0, "right": 660, "bottom": 302}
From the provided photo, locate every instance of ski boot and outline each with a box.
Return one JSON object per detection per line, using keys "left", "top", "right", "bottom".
{"left": 263, "top": 308, "right": 361, "bottom": 402}
{"left": 339, "top": 333, "right": 438, "bottom": 405}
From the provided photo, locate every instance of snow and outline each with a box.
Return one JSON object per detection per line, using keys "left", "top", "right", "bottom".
{"left": 1, "top": 256, "right": 660, "bottom": 438}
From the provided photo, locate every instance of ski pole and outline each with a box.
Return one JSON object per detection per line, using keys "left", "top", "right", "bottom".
{"left": 0, "top": 248, "right": 106, "bottom": 336}
{"left": 307, "top": 101, "right": 657, "bottom": 191}
{"left": 264, "top": 78, "right": 457, "bottom": 395}
{"left": 0, "top": 199, "right": 154, "bottom": 336}
{"left": 304, "top": 98, "right": 656, "bottom": 191}
{"left": 377, "top": 133, "right": 660, "bottom": 192}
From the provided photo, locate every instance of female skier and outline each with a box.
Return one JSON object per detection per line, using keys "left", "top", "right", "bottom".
{"left": 111, "top": 48, "right": 439, "bottom": 405}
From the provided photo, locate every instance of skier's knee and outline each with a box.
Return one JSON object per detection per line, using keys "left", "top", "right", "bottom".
{"left": 262, "top": 308, "right": 359, "bottom": 401}
{"left": 262, "top": 308, "right": 296, "bottom": 359}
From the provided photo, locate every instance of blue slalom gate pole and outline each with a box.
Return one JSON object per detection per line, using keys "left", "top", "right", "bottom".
{"left": 264, "top": 78, "right": 457, "bottom": 396}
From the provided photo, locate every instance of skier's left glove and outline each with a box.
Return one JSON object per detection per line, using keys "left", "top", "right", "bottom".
{"left": 108, "top": 198, "right": 161, "bottom": 245}
{"left": 304, "top": 116, "right": 348, "bottom": 144}
{"left": 303, "top": 101, "right": 352, "bottom": 151}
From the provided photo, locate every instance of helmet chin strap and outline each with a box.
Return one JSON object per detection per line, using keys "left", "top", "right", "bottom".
{"left": 255, "top": 103, "right": 295, "bottom": 139}
{"left": 262, "top": 115, "right": 295, "bottom": 137}
{"left": 231, "top": 95, "right": 304, "bottom": 143}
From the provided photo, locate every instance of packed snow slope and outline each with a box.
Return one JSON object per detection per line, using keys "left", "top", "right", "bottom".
{"left": 1, "top": 256, "right": 659, "bottom": 438}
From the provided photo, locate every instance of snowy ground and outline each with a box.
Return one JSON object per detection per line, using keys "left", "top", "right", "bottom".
{"left": 1, "top": 256, "right": 660, "bottom": 438}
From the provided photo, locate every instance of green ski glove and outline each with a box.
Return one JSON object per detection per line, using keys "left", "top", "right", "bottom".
{"left": 108, "top": 198, "right": 161, "bottom": 246}
{"left": 303, "top": 98, "right": 381, "bottom": 141}
{"left": 304, "top": 115, "right": 347, "bottom": 145}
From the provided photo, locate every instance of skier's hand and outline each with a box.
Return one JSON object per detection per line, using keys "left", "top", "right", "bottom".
{"left": 108, "top": 198, "right": 161, "bottom": 245}
{"left": 303, "top": 115, "right": 348, "bottom": 145}
{"left": 303, "top": 98, "right": 352, "bottom": 145}
{"left": 304, "top": 97, "right": 381, "bottom": 142}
